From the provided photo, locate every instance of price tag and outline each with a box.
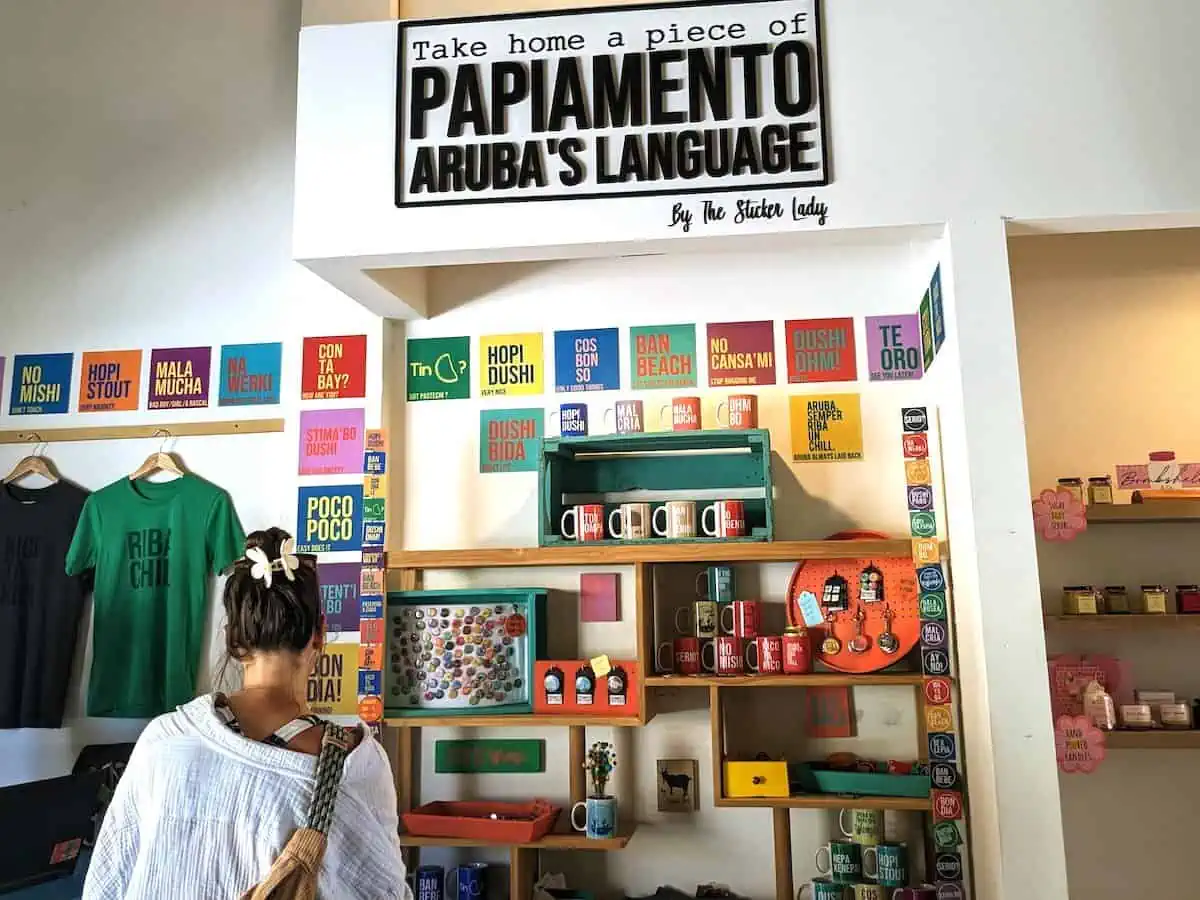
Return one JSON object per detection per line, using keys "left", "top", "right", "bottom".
{"left": 590, "top": 655, "right": 612, "bottom": 678}
{"left": 799, "top": 590, "right": 824, "bottom": 627}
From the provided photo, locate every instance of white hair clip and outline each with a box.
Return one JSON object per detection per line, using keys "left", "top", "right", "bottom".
{"left": 245, "top": 538, "right": 301, "bottom": 589}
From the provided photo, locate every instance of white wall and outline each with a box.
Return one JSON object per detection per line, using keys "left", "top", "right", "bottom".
{"left": 1012, "top": 229, "right": 1200, "bottom": 900}
{"left": 0, "top": 0, "right": 381, "bottom": 784}
{"left": 400, "top": 238, "right": 952, "bottom": 896}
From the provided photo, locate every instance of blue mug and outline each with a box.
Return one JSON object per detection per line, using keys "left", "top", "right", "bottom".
{"left": 570, "top": 794, "right": 617, "bottom": 839}
{"left": 448, "top": 863, "right": 488, "bottom": 900}
{"left": 552, "top": 403, "right": 588, "bottom": 437}
{"left": 410, "top": 866, "right": 443, "bottom": 900}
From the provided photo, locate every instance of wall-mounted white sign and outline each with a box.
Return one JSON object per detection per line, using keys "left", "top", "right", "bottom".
{"left": 396, "top": 0, "right": 828, "bottom": 206}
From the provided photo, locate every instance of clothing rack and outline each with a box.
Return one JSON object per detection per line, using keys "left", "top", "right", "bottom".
{"left": 0, "top": 419, "right": 285, "bottom": 444}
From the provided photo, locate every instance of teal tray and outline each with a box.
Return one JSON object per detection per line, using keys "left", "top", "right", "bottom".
{"left": 537, "top": 429, "right": 774, "bottom": 547}
{"left": 789, "top": 764, "right": 931, "bottom": 799}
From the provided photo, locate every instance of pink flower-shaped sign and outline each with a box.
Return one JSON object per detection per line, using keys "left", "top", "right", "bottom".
{"left": 1055, "top": 715, "right": 1106, "bottom": 773}
{"left": 1033, "top": 488, "right": 1087, "bottom": 541}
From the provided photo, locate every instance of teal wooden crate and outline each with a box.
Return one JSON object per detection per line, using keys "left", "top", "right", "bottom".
{"left": 385, "top": 589, "right": 547, "bottom": 718}
{"left": 789, "top": 763, "right": 931, "bottom": 799}
{"left": 537, "top": 429, "right": 774, "bottom": 547}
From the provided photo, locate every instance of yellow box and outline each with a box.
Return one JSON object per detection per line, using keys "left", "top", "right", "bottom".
{"left": 723, "top": 761, "right": 790, "bottom": 798}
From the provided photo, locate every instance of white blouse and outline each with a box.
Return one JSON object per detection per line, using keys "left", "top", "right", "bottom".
{"left": 83, "top": 694, "right": 410, "bottom": 900}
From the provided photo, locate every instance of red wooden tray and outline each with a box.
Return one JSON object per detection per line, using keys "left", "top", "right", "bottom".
{"left": 401, "top": 800, "right": 561, "bottom": 842}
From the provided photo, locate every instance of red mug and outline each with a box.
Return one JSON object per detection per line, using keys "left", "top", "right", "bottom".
{"left": 715, "top": 635, "right": 751, "bottom": 675}
{"left": 716, "top": 394, "right": 758, "bottom": 430}
{"left": 560, "top": 503, "right": 605, "bottom": 541}
{"left": 702, "top": 500, "right": 746, "bottom": 538}
{"left": 748, "top": 635, "right": 784, "bottom": 674}
{"left": 782, "top": 629, "right": 812, "bottom": 674}
{"left": 720, "top": 600, "right": 761, "bottom": 638}
{"left": 892, "top": 889, "right": 938, "bottom": 900}
{"left": 657, "top": 636, "right": 709, "bottom": 675}
{"left": 660, "top": 396, "right": 702, "bottom": 431}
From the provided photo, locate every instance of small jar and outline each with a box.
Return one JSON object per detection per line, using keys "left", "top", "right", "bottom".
{"left": 1177, "top": 585, "right": 1200, "bottom": 614}
{"left": 1104, "top": 585, "right": 1130, "bottom": 614}
{"left": 1063, "top": 586, "right": 1100, "bottom": 615}
{"left": 1161, "top": 703, "right": 1193, "bottom": 729}
{"left": 1120, "top": 703, "right": 1155, "bottom": 729}
{"left": 1148, "top": 451, "right": 1179, "bottom": 489}
{"left": 1087, "top": 476, "right": 1114, "bottom": 504}
{"left": 1139, "top": 585, "right": 1169, "bottom": 614}
{"left": 1057, "top": 477, "right": 1085, "bottom": 504}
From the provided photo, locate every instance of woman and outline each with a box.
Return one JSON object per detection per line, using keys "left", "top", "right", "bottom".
{"left": 83, "top": 528, "right": 408, "bottom": 899}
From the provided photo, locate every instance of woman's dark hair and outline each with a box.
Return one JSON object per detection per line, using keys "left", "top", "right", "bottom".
{"left": 223, "top": 527, "right": 322, "bottom": 661}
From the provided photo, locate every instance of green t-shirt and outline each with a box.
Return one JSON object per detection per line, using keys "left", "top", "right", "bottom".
{"left": 66, "top": 475, "right": 244, "bottom": 717}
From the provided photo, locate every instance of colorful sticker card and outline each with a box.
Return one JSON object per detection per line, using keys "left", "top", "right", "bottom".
{"left": 299, "top": 408, "right": 366, "bottom": 476}
{"left": 306, "top": 643, "right": 359, "bottom": 715}
{"left": 930, "top": 265, "right": 946, "bottom": 352}
{"left": 148, "top": 347, "right": 211, "bottom": 410}
{"left": 630, "top": 324, "right": 697, "bottom": 390}
{"left": 707, "top": 321, "right": 776, "bottom": 386}
{"left": 0, "top": 357, "right": 5, "bottom": 408}
{"left": 480, "top": 408, "right": 542, "bottom": 473}
{"left": 919, "top": 295, "right": 935, "bottom": 371}
{"left": 480, "top": 333, "right": 543, "bottom": 396}
{"left": 789, "top": 393, "right": 865, "bottom": 462}
{"left": 554, "top": 328, "right": 619, "bottom": 393}
{"left": 784, "top": 318, "right": 856, "bottom": 383}
{"left": 318, "top": 562, "right": 362, "bottom": 632}
{"left": 301, "top": 335, "right": 367, "bottom": 401}
{"left": 219, "top": 342, "right": 282, "bottom": 406}
{"left": 407, "top": 336, "right": 470, "bottom": 401}
{"left": 866, "top": 315, "right": 924, "bottom": 381}
{"left": 297, "top": 484, "right": 364, "bottom": 553}
{"left": 9, "top": 353, "right": 73, "bottom": 415}
{"left": 78, "top": 350, "right": 141, "bottom": 413}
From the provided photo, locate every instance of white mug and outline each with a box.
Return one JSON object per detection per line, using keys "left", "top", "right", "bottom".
{"left": 652, "top": 501, "right": 697, "bottom": 538}
{"left": 609, "top": 502, "right": 652, "bottom": 540}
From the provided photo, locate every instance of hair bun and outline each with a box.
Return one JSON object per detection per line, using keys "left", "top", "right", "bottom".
{"left": 243, "top": 527, "right": 294, "bottom": 560}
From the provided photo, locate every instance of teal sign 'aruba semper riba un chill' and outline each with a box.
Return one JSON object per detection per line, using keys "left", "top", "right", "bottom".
{"left": 394, "top": 0, "right": 828, "bottom": 205}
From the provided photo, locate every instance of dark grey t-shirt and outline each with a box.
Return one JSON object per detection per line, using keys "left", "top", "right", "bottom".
{"left": 0, "top": 480, "right": 90, "bottom": 728}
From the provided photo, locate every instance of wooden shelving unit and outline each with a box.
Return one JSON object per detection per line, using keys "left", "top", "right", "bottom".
{"left": 1104, "top": 730, "right": 1200, "bottom": 749}
{"left": 385, "top": 714, "right": 643, "bottom": 728}
{"left": 646, "top": 673, "right": 925, "bottom": 688}
{"left": 715, "top": 794, "right": 932, "bottom": 811}
{"left": 1086, "top": 502, "right": 1200, "bottom": 524}
{"left": 1044, "top": 614, "right": 1200, "bottom": 629}
{"left": 399, "top": 826, "right": 636, "bottom": 850}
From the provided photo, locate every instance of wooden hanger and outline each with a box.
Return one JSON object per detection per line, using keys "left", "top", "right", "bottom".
{"left": 3, "top": 438, "right": 60, "bottom": 485}
{"left": 130, "top": 430, "right": 186, "bottom": 481}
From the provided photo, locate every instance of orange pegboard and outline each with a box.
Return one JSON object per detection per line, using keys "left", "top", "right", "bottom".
{"left": 534, "top": 660, "right": 640, "bottom": 717}
{"left": 785, "top": 532, "right": 919, "bottom": 674}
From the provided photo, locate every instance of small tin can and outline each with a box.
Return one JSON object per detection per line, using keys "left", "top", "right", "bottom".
{"left": 1177, "top": 585, "right": 1200, "bottom": 614}
{"left": 1161, "top": 703, "right": 1193, "bottom": 729}
{"left": 1087, "top": 476, "right": 1114, "bottom": 504}
{"left": 782, "top": 626, "right": 812, "bottom": 674}
{"left": 1120, "top": 703, "right": 1154, "bottom": 729}
{"left": 1062, "top": 586, "right": 1099, "bottom": 615}
{"left": 1103, "top": 585, "right": 1129, "bottom": 614}
{"left": 1057, "top": 477, "right": 1085, "bottom": 504}
{"left": 1139, "top": 585, "right": 1169, "bottom": 615}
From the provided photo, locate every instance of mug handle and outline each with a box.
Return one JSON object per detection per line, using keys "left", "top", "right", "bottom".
{"left": 659, "top": 404, "right": 673, "bottom": 429}
{"left": 715, "top": 401, "right": 728, "bottom": 426}
{"left": 656, "top": 641, "right": 674, "bottom": 673}
{"left": 652, "top": 506, "right": 668, "bottom": 537}
{"left": 608, "top": 508, "right": 623, "bottom": 540}
{"left": 695, "top": 571, "right": 709, "bottom": 599}
{"left": 814, "top": 845, "right": 831, "bottom": 876}
{"left": 701, "top": 504, "right": 718, "bottom": 537}
{"left": 561, "top": 508, "right": 578, "bottom": 540}
{"left": 745, "top": 640, "right": 759, "bottom": 673}
{"left": 570, "top": 800, "right": 588, "bottom": 832}
{"left": 863, "top": 846, "right": 879, "bottom": 880}
{"left": 700, "top": 640, "right": 716, "bottom": 673}
{"left": 549, "top": 410, "right": 561, "bottom": 431}
{"left": 674, "top": 607, "right": 691, "bottom": 635}
{"left": 446, "top": 869, "right": 458, "bottom": 900}
{"left": 838, "top": 808, "right": 853, "bottom": 838}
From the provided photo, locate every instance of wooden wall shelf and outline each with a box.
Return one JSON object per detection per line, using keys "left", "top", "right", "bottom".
{"left": 646, "top": 673, "right": 926, "bottom": 688}
{"left": 1044, "top": 614, "right": 1200, "bottom": 629}
{"left": 385, "top": 714, "right": 644, "bottom": 728}
{"left": 0, "top": 419, "right": 285, "bottom": 445}
{"left": 400, "top": 826, "right": 635, "bottom": 850}
{"left": 1104, "top": 730, "right": 1200, "bottom": 749}
{"left": 1086, "top": 502, "right": 1200, "bottom": 524}
{"left": 716, "top": 795, "right": 931, "bottom": 811}
{"left": 387, "top": 539, "right": 924, "bottom": 570}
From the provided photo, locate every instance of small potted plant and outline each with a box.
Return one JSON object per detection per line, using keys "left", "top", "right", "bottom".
{"left": 571, "top": 742, "right": 618, "bottom": 839}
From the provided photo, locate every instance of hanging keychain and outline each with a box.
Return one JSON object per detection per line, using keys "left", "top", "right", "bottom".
{"left": 877, "top": 607, "right": 900, "bottom": 655}
{"left": 859, "top": 564, "right": 884, "bottom": 603}
{"left": 820, "top": 607, "right": 843, "bottom": 656}
{"left": 847, "top": 607, "right": 871, "bottom": 654}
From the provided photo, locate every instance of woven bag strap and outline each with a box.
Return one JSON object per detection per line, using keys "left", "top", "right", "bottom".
{"left": 305, "top": 723, "right": 353, "bottom": 834}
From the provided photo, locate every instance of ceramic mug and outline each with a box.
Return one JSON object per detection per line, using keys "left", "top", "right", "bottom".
{"left": 660, "top": 396, "right": 702, "bottom": 431}
{"left": 550, "top": 403, "right": 588, "bottom": 437}
{"left": 656, "top": 636, "right": 711, "bottom": 675}
{"left": 653, "top": 500, "right": 697, "bottom": 538}
{"left": 748, "top": 635, "right": 783, "bottom": 674}
{"left": 604, "top": 400, "right": 644, "bottom": 434}
{"left": 719, "top": 599, "right": 761, "bottom": 638}
{"left": 561, "top": 504, "right": 605, "bottom": 541}
{"left": 570, "top": 795, "right": 617, "bottom": 839}
{"left": 675, "top": 599, "right": 718, "bottom": 639}
{"left": 839, "top": 808, "right": 884, "bottom": 846}
{"left": 702, "top": 500, "right": 747, "bottom": 538}
{"left": 891, "top": 888, "right": 938, "bottom": 900}
{"left": 816, "top": 840, "right": 864, "bottom": 884}
{"left": 447, "top": 863, "right": 488, "bottom": 900}
{"left": 798, "top": 880, "right": 849, "bottom": 900}
{"left": 716, "top": 394, "right": 758, "bottom": 430}
{"left": 609, "top": 502, "right": 652, "bottom": 540}
{"left": 863, "top": 843, "right": 908, "bottom": 888}
{"left": 714, "top": 635, "right": 752, "bottom": 675}
{"left": 852, "top": 885, "right": 886, "bottom": 900}
{"left": 696, "top": 565, "right": 735, "bottom": 603}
